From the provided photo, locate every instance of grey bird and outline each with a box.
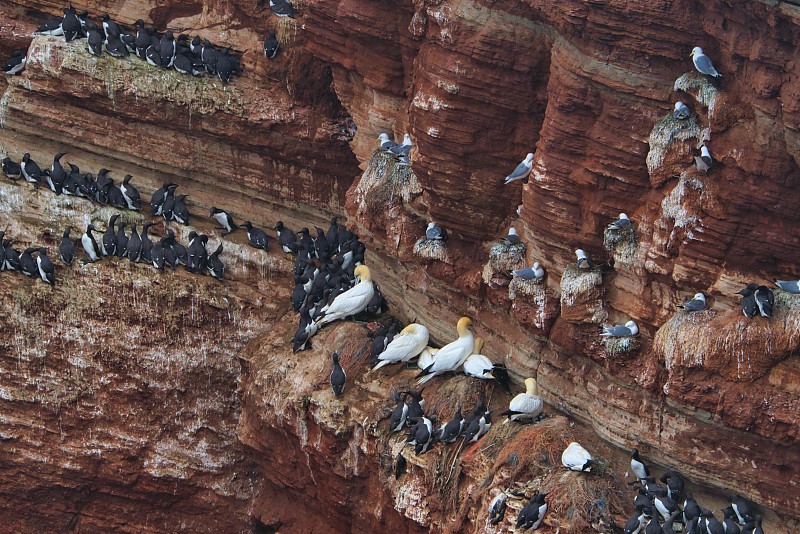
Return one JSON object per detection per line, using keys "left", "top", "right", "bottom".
{"left": 679, "top": 292, "right": 707, "bottom": 312}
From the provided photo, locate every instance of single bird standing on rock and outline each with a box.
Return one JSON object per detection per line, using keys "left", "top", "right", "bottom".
{"left": 3, "top": 50, "right": 26, "bottom": 75}
{"left": 314, "top": 265, "right": 375, "bottom": 327}
{"left": 674, "top": 101, "right": 691, "bottom": 120}
{"left": 691, "top": 47, "right": 722, "bottom": 78}
{"left": 608, "top": 213, "right": 632, "bottom": 231}
{"left": 274, "top": 221, "right": 298, "bottom": 254}
{"left": 81, "top": 224, "right": 102, "bottom": 263}
{"left": 207, "top": 243, "right": 225, "bottom": 280}
{"left": 378, "top": 133, "right": 397, "bottom": 152}
{"left": 575, "top": 248, "right": 592, "bottom": 270}
{"left": 270, "top": 0, "right": 295, "bottom": 18}
{"left": 516, "top": 493, "right": 548, "bottom": 531}
{"left": 512, "top": 262, "right": 545, "bottom": 281}
{"left": 561, "top": 442, "right": 594, "bottom": 472}
{"left": 501, "top": 377, "right": 543, "bottom": 424}
{"left": 120, "top": 175, "right": 141, "bottom": 210}
{"left": 425, "top": 222, "right": 447, "bottom": 241}
{"left": 501, "top": 227, "right": 521, "bottom": 245}
{"left": 330, "top": 352, "right": 346, "bottom": 396}
{"left": 371, "top": 323, "right": 430, "bottom": 371}
{"left": 774, "top": 278, "right": 800, "bottom": 294}
{"left": 679, "top": 292, "right": 707, "bottom": 312}
{"left": 600, "top": 320, "right": 638, "bottom": 337}
{"left": 695, "top": 145, "right": 713, "bottom": 173}
{"left": 21, "top": 153, "right": 42, "bottom": 185}
{"left": 242, "top": 221, "right": 269, "bottom": 251}
{"left": 463, "top": 401, "right": 491, "bottom": 443}
{"left": 415, "top": 316, "right": 475, "bottom": 385}
{"left": 263, "top": 30, "right": 279, "bottom": 59}
{"left": 210, "top": 207, "right": 238, "bottom": 235}
{"left": 36, "top": 248, "right": 56, "bottom": 286}
{"left": 630, "top": 448, "right": 650, "bottom": 483}
{"left": 503, "top": 152, "right": 534, "bottom": 184}
{"left": 438, "top": 409, "right": 465, "bottom": 444}
{"left": 59, "top": 227, "right": 76, "bottom": 265}
{"left": 487, "top": 492, "right": 507, "bottom": 525}
{"left": 2, "top": 156, "right": 22, "bottom": 179}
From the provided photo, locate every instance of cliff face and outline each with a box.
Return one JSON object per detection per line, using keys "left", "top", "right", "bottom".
{"left": 1, "top": 0, "right": 800, "bottom": 531}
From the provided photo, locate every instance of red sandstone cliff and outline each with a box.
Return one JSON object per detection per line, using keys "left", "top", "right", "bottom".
{"left": 1, "top": 0, "right": 799, "bottom": 532}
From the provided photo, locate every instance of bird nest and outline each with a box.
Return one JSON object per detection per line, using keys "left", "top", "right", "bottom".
{"left": 674, "top": 72, "right": 721, "bottom": 112}
{"left": 353, "top": 151, "right": 422, "bottom": 216}
{"left": 602, "top": 335, "right": 641, "bottom": 358}
{"left": 489, "top": 242, "right": 527, "bottom": 271}
{"left": 413, "top": 238, "right": 447, "bottom": 262}
{"left": 509, "top": 276, "right": 547, "bottom": 300}
{"left": 602, "top": 226, "right": 638, "bottom": 264}
{"left": 646, "top": 113, "right": 703, "bottom": 176}
{"left": 560, "top": 265, "right": 603, "bottom": 307}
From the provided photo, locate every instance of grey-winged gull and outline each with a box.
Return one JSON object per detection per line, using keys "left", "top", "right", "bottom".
{"left": 691, "top": 47, "right": 721, "bottom": 78}
{"left": 504, "top": 153, "right": 534, "bottom": 184}
{"left": 501, "top": 227, "right": 521, "bottom": 245}
{"left": 608, "top": 213, "right": 632, "bottom": 231}
{"left": 512, "top": 262, "right": 544, "bottom": 281}
{"left": 425, "top": 222, "right": 447, "bottom": 241}
{"left": 378, "top": 133, "right": 397, "bottom": 152}
{"left": 679, "top": 292, "right": 707, "bottom": 312}
{"left": 673, "top": 101, "right": 691, "bottom": 120}
{"left": 389, "top": 134, "right": 412, "bottom": 156}
{"left": 774, "top": 278, "right": 800, "bottom": 294}
{"left": 600, "top": 320, "right": 638, "bottom": 337}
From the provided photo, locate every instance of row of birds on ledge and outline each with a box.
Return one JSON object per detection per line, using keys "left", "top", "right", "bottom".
{"left": 0, "top": 1, "right": 300, "bottom": 82}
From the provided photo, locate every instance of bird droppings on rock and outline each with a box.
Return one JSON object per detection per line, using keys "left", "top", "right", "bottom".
{"left": 560, "top": 265, "right": 607, "bottom": 325}
{"left": 482, "top": 241, "right": 527, "bottom": 287}
{"left": 412, "top": 236, "right": 448, "bottom": 262}
{"left": 353, "top": 150, "right": 422, "bottom": 217}
{"left": 602, "top": 223, "right": 638, "bottom": 265}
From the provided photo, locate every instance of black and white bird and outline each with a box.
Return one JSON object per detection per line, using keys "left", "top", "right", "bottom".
{"left": 151, "top": 182, "right": 177, "bottom": 215}
{"left": 731, "top": 495, "right": 755, "bottom": 526}
{"left": 425, "top": 222, "right": 447, "bottom": 241}
{"left": 501, "top": 227, "right": 521, "bottom": 245}
{"left": 102, "top": 214, "right": 120, "bottom": 257}
{"left": 275, "top": 221, "right": 298, "bottom": 253}
{"left": 81, "top": 224, "right": 102, "bottom": 263}
{"left": 210, "top": 207, "right": 238, "bottom": 236}
{"left": 240, "top": 221, "right": 269, "bottom": 250}
{"left": 516, "top": 493, "right": 548, "bottom": 531}
{"left": 59, "top": 227, "right": 76, "bottom": 265}
{"left": 654, "top": 493, "right": 679, "bottom": 522}
{"left": 3, "top": 49, "right": 26, "bottom": 75}
{"left": 172, "top": 195, "right": 190, "bottom": 225}
{"left": 87, "top": 28, "right": 103, "bottom": 56}
{"left": 36, "top": 17, "right": 64, "bottom": 36}
{"left": 21, "top": 153, "right": 42, "bottom": 184}
{"left": 127, "top": 224, "right": 142, "bottom": 262}
{"left": 19, "top": 248, "right": 39, "bottom": 277}
{"left": 658, "top": 471, "right": 684, "bottom": 502}
{"left": 406, "top": 416, "right": 436, "bottom": 455}
{"left": 608, "top": 213, "right": 632, "bottom": 231}
{"left": 330, "top": 352, "right": 346, "bottom": 396}
{"left": 487, "top": 492, "right": 507, "bottom": 526}
{"left": 737, "top": 284, "right": 759, "bottom": 318}
{"left": 463, "top": 402, "right": 491, "bottom": 442}
{"left": 630, "top": 448, "right": 650, "bottom": 483}
{"left": 2, "top": 156, "right": 22, "bottom": 179}
{"left": 208, "top": 243, "right": 224, "bottom": 280}
{"left": 679, "top": 292, "right": 707, "bottom": 312}
{"left": 115, "top": 223, "right": 128, "bottom": 258}
{"left": 270, "top": 0, "right": 296, "bottom": 18}
{"left": 263, "top": 30, "right": 279, "bottom": 59}
{"left": 120, "top": 175, "right": 141, "bottom": 210}
{"left": 695, "top": 145, "right": 713, "bottom": 173}
{"left": 389, "top": 392, "right": 411, "bottom": 432}
{"left": 36, "top": 248, "right": 55, "bottom": 285}
{"left": 47, "top": 152, "right": 67, "bottom": 195}
{"left": 504, "top": 152, "right": 534, "bottom": 184}
{"left": 61, "top": 6, "right": 83, "bottom": 41}
{"left": 575, "top": 248, "right": 592, "bottom": 270}
{"left": 105, "top": 34, "right": 130, "bottom": 58}
{"left": 159, "top": 30, "right": 176, "bottom": 68}
{"left": 438, "top": 409, "right": 464, "bottom": 443}
{"left": 691, "top": 47, "right": 722, "bottom": 78}
{"left": 215, "top": 49, "right": 241, "bottom": 83}
{"left": 99, "top": 14, "right": 121, "bottom": 42}
{"left": 722, "top": 506, "right": 741, "bottom": 534}
{"left": 674, "top": 101, "right": 691, "bottom": 120}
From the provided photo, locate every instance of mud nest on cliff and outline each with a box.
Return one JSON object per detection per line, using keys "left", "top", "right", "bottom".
{"left": 603, "top": 225, "right": 638, "bottom": 264}
{"left": 508, "top": 276, "right": 547, "bottom": 301}
{"left": 482, "top": 242, "right": 527, "bottom": 287}
{"left": 354, "top": 151, "right": 422, "bottom": 215}
{"left": 602, "top": 335, "right": 641, "bottom": 358}
{"left": 646, "top": 112, "right": 704, "bottom": 175}
{"left": 413, "top": 238, "right": 448, "bottom": 262}
{"left": 560, "top": 265, "right": 603, "bottom": 306}
{"left": 674, "top": 72, "right": 721, "bottom": 111}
